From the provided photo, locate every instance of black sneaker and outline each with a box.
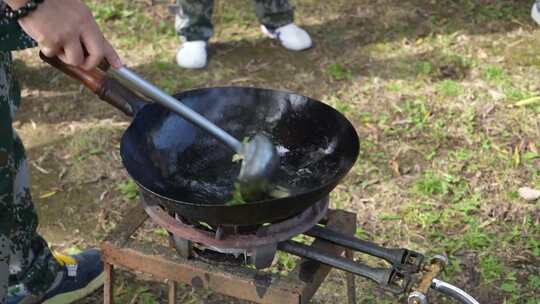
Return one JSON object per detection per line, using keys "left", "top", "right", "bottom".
{"left": 40, "top": 249, "right": 104, "bottom": 304}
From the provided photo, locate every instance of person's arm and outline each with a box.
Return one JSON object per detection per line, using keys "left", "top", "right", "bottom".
{"left": 4, "top": 0, "right": 122, "bottom": 70}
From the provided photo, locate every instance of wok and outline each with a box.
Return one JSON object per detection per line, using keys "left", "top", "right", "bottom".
{"left": 43, "top": 56, "right": 360, "bottom": 226}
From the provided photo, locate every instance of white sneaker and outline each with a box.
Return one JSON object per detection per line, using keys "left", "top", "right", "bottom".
{"left": 261, "top": 23, "right": 312, "bottom": 51}
{"left": 532, "top": 2, "right": 540, "bottom": 25}
{"left": 176, "top": 40, "right": 207, "bottom": 69}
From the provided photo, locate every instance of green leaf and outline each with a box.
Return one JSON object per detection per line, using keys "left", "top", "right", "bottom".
{"left": 117, "top": 180, "right": 139, "bottom": 200}
{"left": 232, "top": 153, "right": 243, "bottom": 162}
{"left": 523, "top": 152, "right": 540, "bottom": 161}
{"left": 226, "top": 182, "right": 246, "bottom": 206}
{"left": 500, "top": 281, "right": 518, "bottom": 293}
{"left": 154, "top": 228, "right": 168, "bottom": 237}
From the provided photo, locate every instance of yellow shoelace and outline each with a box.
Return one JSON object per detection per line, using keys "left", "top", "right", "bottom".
{"left": 53, "top": 251, "right": 79, "bottom": 277}
{"left": 52, "top": 251, "right": 77, "bottom": 266}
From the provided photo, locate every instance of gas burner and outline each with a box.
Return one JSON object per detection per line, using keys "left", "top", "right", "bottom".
{"left": 180, "top": 241, "right": 281, "bottom": 269}
{"left": 191, "top": 247, "right": 246, "bottom": 266}
{"left": 136, "top": 196, "right": 480, "bottom": 303}
{"left": 143, "top": 196, "right": 329, "bottom": 268}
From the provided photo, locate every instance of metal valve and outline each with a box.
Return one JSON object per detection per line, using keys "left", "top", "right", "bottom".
{"left": 408, "top": 291, "right": 428, "bottom": 304}
{"left": 430, "top": 278, "right": 480, "bottom": 304}
{"left": 408, "top": 255, "right": 480, "bottom": 304}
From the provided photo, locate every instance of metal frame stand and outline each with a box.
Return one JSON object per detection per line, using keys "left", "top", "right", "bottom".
{"left": 101, "top": 205, "right": 357, "bottom": 304}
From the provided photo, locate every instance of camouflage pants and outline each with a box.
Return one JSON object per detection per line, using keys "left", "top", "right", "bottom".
{"left": 0, "top": 51, "right": 61, "bottom": 303}
{"left": 176, "top": 0, "right": 295, "bottom": 41}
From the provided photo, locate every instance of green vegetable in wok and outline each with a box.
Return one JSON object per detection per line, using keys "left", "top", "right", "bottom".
{"left": 226, "top": 182, "right": 247, "bottom": 206}
{"left": 232, "top": 153, "right": 243, "bottom": 163}
{"left": 227, "top": 183, "right": 290, "bottom": 206}
{"left": 227, "top": 137, "right": 289, "bottom": 205}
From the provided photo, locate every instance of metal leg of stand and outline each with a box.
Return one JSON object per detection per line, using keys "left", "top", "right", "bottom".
{"left": 104, "top": 263, "right": 114, "bottom": 304}
{"left": 345, "top": 249, "right": 357, "bottom": 304}
{"left": 168, "top": 280, "right": 177, "bottom": 303}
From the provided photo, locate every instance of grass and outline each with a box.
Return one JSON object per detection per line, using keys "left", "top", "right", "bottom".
{"left": 326, "top": 63, "right": 353, "bottom": 81}
{"left": 483, "top": 65, "right": 508, "bottom": 83}
{"left": 480, "top": 255, "right": 504, "bottom": 283}
{"left": 12, "top": 0, "right": 540, "bottom": 303}
{"left": 436, "top": 80, "right": 464, "bottom": 97}
{"left": 413, "top": 171, "right": 453, "bottom": 196}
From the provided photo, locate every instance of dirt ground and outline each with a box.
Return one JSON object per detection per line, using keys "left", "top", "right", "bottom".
{"left": 10, "top": 0, "right": 540, "bottom": 303}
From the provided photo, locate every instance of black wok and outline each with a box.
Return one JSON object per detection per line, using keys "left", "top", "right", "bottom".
{"left": 43, "top": 57, "right": 360, "bottom": 226}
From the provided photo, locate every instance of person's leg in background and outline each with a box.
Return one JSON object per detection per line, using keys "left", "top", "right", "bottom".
{"left": 175, "top": 0, "right": 214, "bottom": 69}
{"left": 253, "top": 0, "right": 312, "bottom": 51}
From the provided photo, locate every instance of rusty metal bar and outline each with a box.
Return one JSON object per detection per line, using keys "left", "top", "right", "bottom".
{"left": 142, "top": 198, "right": 328, "bottom": 249}
{"left": 103, "top": 263, "right": 114, "bottom": 304}
{"left": 168, "top": 280, "right": 177, "bottom": 304}
{"left": 101, "top": 241, "right": 302, "bottom": 304}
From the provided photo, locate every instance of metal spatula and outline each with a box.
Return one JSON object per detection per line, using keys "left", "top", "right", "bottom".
{"left": 110, "top": 67, "right": 279, "bottom": 198}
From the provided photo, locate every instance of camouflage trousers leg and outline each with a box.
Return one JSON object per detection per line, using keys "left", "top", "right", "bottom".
{"left": 251, "top": 0, "right": 294, "bottom": 30}
{"left": 175, "top": 0, "right": 294, "bottom": 41}
{"left": 175, "top": 0, "right": 215, "bottom": 42}
{"left": 0, "top": 51, "right": 61, "bottom": 302}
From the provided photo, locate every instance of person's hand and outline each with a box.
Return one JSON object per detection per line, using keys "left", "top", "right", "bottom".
{"left": 5, "top": 0, "right": 122, "bottom": 70}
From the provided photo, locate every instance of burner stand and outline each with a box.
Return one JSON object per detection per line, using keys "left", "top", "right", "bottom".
{"left": 100, "top": 204, "right": 357, "bottom": 304}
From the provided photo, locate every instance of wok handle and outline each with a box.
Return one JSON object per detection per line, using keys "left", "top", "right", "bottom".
{"left": 40, "top": 52, "right": 105, "bottom": 93}
{"left": 39, "top": 52, "right": 141, "bottom": 116}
